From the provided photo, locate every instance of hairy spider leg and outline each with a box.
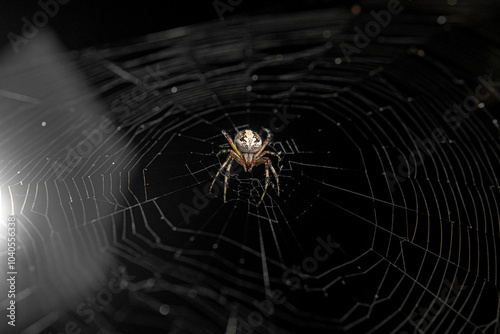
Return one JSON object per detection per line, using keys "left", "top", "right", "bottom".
{"left": 216, "top": 149, "right": 234, "bottom": 156}
{"left": 268, "top": 160, "right": 280, "bottom": 195}
{"left": 210, "top": 155, "right": 232, "bottom": 193}
{"left": 224, "top": 158, "right": 234, "bottom": 202}
{"left": 210, "top": 151, "right": 242, "bottom": 201}
{"left": 258, "top": 158, "right": 271, "bottom": 205}
{"left": 254, "top": 128, "right": 272, "bottom": 158}
{"left": 254, "top": 156, "right": 280, "bottom": 204}
{"left": 256, "top": 150, "right": 281, "bottom": 161}
{"left": 222, "top": 130, "right": 242, "bottom": 158}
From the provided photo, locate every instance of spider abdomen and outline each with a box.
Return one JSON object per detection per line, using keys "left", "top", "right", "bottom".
{"left": 235, "top": 130, "right": 262, "bottom": 153}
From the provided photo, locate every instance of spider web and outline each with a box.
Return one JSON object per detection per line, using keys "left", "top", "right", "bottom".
{"left": 1, "top": 1, "right": 500, "bottom": 334}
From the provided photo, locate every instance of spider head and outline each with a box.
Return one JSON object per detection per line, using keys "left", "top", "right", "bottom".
{"left": 234, "top": 130, "right": 262, "bottom": 153}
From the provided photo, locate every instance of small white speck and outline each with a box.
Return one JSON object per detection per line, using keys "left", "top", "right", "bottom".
{"left": 41, "top": 122, "right": 46, "bottom": 126}
{"left": 159, "top": 304, "right": 170, "bottom": 315}
{"left": 171, "top": 87, "right": 177, "bottom": 93}
{"left": 334, "top": 57, "right": 342, "bottom": 65}
{"left": 246, "top": 86, "right": 252, "bottom": 92}
{"left": 437, "top": 15, "right": 447, "bottom": 25}
{"left": 478, "top": 102, "right": 485, "bottom": 108}
{"left": 252, "top": 74, "right": 258, "bottom": 81}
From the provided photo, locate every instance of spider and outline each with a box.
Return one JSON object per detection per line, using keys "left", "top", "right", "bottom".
{"left": 209, "top": 128, "right": 281, "bottom": 205}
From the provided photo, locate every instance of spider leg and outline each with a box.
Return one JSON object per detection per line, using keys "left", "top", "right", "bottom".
{"left": 216, "top": 149, "right": 234, "bottom": 156}
{"left": 254, "top": 128, "right": 272, "bottom": 158}
{"left": 210, "top": 155, "right": 232, "bottom": 193}
{"left": 224, "top": 158, "right": 235, "bottom": 202}
{"left": 268, "top": 159, "right": 280, "bottom": 195}
{"left": 258, "top": 159, "right": 270, "bottom": 205}
{"left": 256, "top": 150, "right": 282, "bottom": 161}
{"left": 254, "top": 157, "right": 280, "bottom": 204}
{"left": 222, "top": 130, "right": 243, "bottom": 159}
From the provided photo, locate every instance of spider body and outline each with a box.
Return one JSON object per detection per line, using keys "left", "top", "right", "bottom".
{"left": 210, "top": 128, "right": 281, "bottom": 205}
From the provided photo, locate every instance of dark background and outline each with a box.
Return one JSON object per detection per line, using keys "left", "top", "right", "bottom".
{"left": 1, "top": 0, "right": 350, "bottom": 51}
{"left": 2, "top": 0, "right": 499, "bottom": 54}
